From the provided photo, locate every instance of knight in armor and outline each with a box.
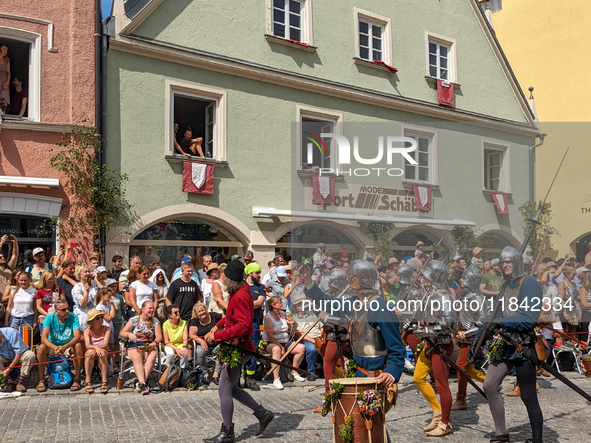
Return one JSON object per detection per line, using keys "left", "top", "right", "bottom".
{"left": 412, "top": 260, "right": 456, "bottom": 437}
{"left": 474, "top": 247, "right": 543, "bottom": 443}
{"left": 451, "top": 264, "right": 486, "bottom": 411}
{"left": 396, "top": 263, "right": 424, "bottom": 356}
{"left": 310, "top": 267, "right": 352, "bottom": 414}
{"left": 303, "top": 259, "right": 405, "bottom": 406}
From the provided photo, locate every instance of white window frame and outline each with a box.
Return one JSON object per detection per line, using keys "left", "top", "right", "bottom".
{"left": 165, "top": 80, "right": 227, "bottom": 162}
{"left": 266, "top": 0, "right": 313, "bottom": 45}
{"left": 0, "top": 26, "right": 41, "bottom": 122}
{"left": 354, "top": 8, "right": 392, "bottom": 65}
{"left": 400, "top": 125, "right": 438, "bottom": 186}
{"left": 425, "top": 31, "right": 457, "bottom": 83}
{"left": 296, "top": 105, "right": 342, "bottom": 172}
{"left": 482, "top": 141, "right": 510, "bottom": 193}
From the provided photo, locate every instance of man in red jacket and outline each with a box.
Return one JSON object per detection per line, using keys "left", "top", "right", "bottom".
{"left": 203, "top": 260, "right": 274, "bottom": 443}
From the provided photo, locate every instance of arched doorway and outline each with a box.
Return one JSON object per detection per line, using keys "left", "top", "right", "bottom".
{"left": 276, "top": 224, "right": 358, "bottom": 262}
{"left": 393, "top": 228, "right": 450, "bottom": 260}
{"left": 477, "top": 231, "right": 515, "bottom": 261}
{"left": 130, "top": 218, "right": 244, "bottom": 278}
{"left": 573, "top": 232, "right": 591, "bottom": 262}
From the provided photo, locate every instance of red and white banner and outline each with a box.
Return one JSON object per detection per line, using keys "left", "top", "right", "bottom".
{"left": 492, "top": 193, "right": 509, "bottom": 214}
{"left": 312, "top": 175, "right": 335, "bottom": 205}
{"left": 437, "top": 80, "right": 454, "bottom": 107}
{"left": 413, "top": 185, "right": 432, "bottom": 211}
{"left": 183, "top": 160, "right": 214, "bottom": 194}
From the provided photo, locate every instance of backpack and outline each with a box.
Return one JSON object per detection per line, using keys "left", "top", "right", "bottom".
{"left": 158, "top": 363, "right": 181, "bottom": 391}
{"left": 26, "top": 263, "right": 53, "bottom": 276}
{"left": 46, "top": 357, "right": 73, "bottom": 390}
{"left": 179, "top": 366, "right": 202, "bottom": 389}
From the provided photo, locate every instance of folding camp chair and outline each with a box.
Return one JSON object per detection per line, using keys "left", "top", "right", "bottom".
{"left": 116, "top": 338, "right": 163, "bottom": 390}
{"left": 15, "top": 326, "right": 34, "bottom": 349}
{"left": 552, "top": 342, "right": 584, "bottom": 374}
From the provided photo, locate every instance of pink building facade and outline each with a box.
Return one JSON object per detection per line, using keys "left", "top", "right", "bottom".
{"left": 0, "top": 2, "right": 96, "bottom": 265}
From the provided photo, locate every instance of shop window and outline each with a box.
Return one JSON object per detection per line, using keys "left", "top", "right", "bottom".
{"left": 0, "top": 29, "right": 41, "bottom": 121}
{"left": 393, "top": 229, "right": 449, "bottom": 260}
{"left": 0, "top": 216, "right": 55, "bottom": 268}
{"left": 277, "top": 224, "right": 356, "bottom": 262}
{"left": 166, "top": 81, "right": 227, "bottom": 162}
{"left": 354, "top": 9, "right": 392, "bottom": 65}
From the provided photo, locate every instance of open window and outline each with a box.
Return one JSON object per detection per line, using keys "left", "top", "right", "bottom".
{"left": 296, "top": 105, "right": 342, "bottom": 172}
{"left": 166, "top": 80, "right": 227, "bottom": 162}
{"left": 483, "top": 143, "right": 509, "bottom": 192}
{"left": 0, "top": 28, "right": 41, "bottom": 121}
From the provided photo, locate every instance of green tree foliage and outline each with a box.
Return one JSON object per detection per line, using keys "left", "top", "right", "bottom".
{"left": 366, "top": 222, "right": 397, "bottom": 261}
{"left": 451, "top": 226, "right": 479, "bottom": 263}
{"left": 38, "top": 115, "right": 133, "bottom": 254}
{"left": 518, "top": 201, "right": 557, "bottom": 258}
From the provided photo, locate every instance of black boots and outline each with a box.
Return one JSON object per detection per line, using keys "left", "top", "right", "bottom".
{"left": 203, "top": 424, "right": 235, "bottom": 443}
{"left": 253, "top": 405, "right": 275, "bottom": 436}
{"left": 490, "top": 434, "right": 510, "bottom": 442}
{"left": 245, "top": 376, "right": 260, "bottom": 391}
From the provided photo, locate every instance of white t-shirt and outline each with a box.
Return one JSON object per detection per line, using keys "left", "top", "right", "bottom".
{"left": 11, "top": 286, "right": 37, "bottom": 318}
{"left": 130, "top": 280, "right": 158, "bottom": 308}
{"left": 200, "top": 280, "right": 213, "bottom": 307}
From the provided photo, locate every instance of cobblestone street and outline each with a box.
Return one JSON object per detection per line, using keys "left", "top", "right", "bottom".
{"left": 1, "top": 371, "right": 590, "bottom": 443}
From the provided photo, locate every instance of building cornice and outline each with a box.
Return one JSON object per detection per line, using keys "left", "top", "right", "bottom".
{"left": 109, "top": 34, "right": 539, "bottom": 138}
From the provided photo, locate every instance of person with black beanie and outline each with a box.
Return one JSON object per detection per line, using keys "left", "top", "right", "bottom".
{"left": 203, "top": 260, "right": 274, "bottom": 443}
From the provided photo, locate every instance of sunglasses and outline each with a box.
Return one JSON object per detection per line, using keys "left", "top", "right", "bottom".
{"left": 244, "top": 259, "right": 252, "bottom": 263}
{"left": 57, "top": 307, "right": 70, "bottom": 312}
{"left": 171, "top": 311, "right": 180, "bottom": 315}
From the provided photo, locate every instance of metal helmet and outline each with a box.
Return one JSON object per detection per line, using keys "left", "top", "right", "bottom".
{"left": 421, "top": 260, "right": 449, "bottom": 290}
{"left": 523, "top": 255, "right": 533, "bottom": 276}
{"left": 462, "top": 264, "right": 483, "bottom": 292}
{"left": 500, "top": 246, "right": 526, "bottom": 279}
{"left": 396, "top": 264, "right": 414, "bottom": 286}
{"left": 328, "top": 269, "right": 348, "bottom": 291}
{"left": 346, "top": 259, "right": 378, "bottom": 290}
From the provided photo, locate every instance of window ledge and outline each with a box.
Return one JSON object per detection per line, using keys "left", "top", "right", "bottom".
{"left": 401, "top": 181, "right": 439, "bottom": 190}
{"left": 297, "top": 169, "right": 345, "bottom": 181}
{"left": 0, "top": 118, "right": 73, "bottom": 133}
{"left": 482, "top": 189, "right": 512, "bottom": 197}
{"left": 165, "top": 155, "right": 228, "bottom": 167}
{"left": 264, "top": 34, "right": 317, "bottom": 52}
{"left": 424, "top": 76, "right": 461, "bottom": 88}
{"left": 353, "top": 57, "right": 396, "bottom": 73}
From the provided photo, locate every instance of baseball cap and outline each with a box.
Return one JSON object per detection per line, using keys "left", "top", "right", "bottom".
{"left": 181, "top": 256, "right": 193, "bottom": 263}
{"left": 366, "top": 257, "right": 375, "bottom": 262}
{"left": 95, "top": 266, "right": 108, "bottom": 274}
{"left": 276, "top": 266, "right": 287, "bottom": 277}
{"left": 341, "top": 252, "right": 349, "bottom": 258}
{"left": 316, "top": 243, "right": 325, "bottom": 248}
{"left": 453, "top": 255, "right": 461, "bottom": 261}
{"left": 491, "top": 258, "right": 500, "bottom": 266}
{"left": 33, "top": 247, "right": 44, "bottom": 256}
{"left": 231, "top": 254, "right": 241, "bottom": 261}
{"left": 388, "top": 257, "right": 399, "bottom": 265}
{"left": 576, "top": 267, "right": 590, "bottom": 275}
{"left": 105, "top": 278, "right": 118, "bottom": 287}
{"left": 244, "top": 263, "right": 261, "bottom": 275}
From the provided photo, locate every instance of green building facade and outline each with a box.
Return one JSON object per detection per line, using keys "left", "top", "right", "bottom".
{"left": 105, "top": 0, "right": 539, "bottom": 273}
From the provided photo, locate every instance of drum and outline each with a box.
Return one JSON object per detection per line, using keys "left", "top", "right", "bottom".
{"left": 330, "top": 378, "right": 386, "bottom": 443}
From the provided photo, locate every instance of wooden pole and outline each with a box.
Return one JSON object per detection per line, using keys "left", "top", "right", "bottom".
{"left": 264, "top": 318, "right": 321, "bottom": 379}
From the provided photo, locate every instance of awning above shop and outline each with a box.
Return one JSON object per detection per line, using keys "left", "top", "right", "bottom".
{"left": 252, "top": 207, "right": 476, "bottom": 227}
{"left": 0, "top": 176, "right": 59, "bottom": 187}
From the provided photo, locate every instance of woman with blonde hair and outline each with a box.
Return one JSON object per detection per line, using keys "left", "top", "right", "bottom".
{"left": 119, "top": 300, "right": 162, "bottom": 395}
{"left": 72, "top": 264, "right": 97, "bottom": 331}
{"left": 263, "top": 295, "right": 305, "bottom": 390}
{"left": 2, "top": 269, "right": 21, "bottom": 303}
{"left": 35, "top": 269, "right": 64, "bottom": 333}
{"left": 189, "top": 301, "right": 222, "bottom": 384}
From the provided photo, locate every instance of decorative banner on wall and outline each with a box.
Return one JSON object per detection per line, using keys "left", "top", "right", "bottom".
{"left": 312, "top": 175, "right": 335, "bottom": 205}
{"left": 437, "top": 80, "right": 454, "bottom": 107}
{"left": 492, "top": 193, "right": 509, "bottom": 214}
{"left": 413, "top": 185, "right": 432, "bottom": 211}
{"left": 183, "top": 160, "right": 214, "bottom": 194}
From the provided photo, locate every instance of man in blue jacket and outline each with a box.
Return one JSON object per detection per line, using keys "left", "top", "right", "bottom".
{"left": 478, "top": 247, "right": 543, "bottom": 443}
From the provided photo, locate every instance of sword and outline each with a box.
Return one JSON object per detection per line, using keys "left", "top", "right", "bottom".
{"left": 424, "top": 337, "right": 487, "bottom": 400}
{"left": 472, "top": 145, "right": 570, "bottom": 362}
{"left": 221, "top": 342, "right": 314, "bottom": 377}
{"left": 496, "top": 330, "right": 591, "bottom": 403}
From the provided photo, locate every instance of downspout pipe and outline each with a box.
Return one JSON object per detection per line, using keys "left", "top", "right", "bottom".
{"left": 529, "top": 133, "right": 547, "bottom": 202}
{"left": 100, "top": 23, "right": 108, "bottom": 266}
{"left": 94, "top": 0, "right": 104, "bottom": 263}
